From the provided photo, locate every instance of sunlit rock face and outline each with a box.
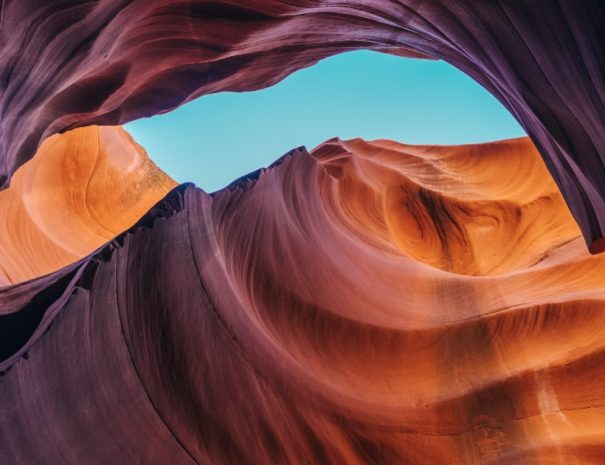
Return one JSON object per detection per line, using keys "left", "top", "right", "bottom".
{"left": 1, "top": 0, "right": 604, "bottom": 249}
{"left": 2, "top": 136, "right": 605, "bottom": 465}
{"left": 313, "top": 137, "right": 581, "bottom": 275}
{"left": 0, "top": 126, "right": 176, "bottom": 285}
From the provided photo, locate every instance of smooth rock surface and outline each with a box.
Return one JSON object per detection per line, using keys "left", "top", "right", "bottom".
{"left": 0, "top": 125, "right": 176, "bottom": 285}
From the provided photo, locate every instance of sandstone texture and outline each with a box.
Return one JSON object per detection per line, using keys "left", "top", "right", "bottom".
{"left": 2, "top": 137, "right": 604, "bottom": 464}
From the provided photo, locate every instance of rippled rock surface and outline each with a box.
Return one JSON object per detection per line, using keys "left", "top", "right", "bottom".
{"left": 2, "top": 136, "right": 604, "bottom": 464}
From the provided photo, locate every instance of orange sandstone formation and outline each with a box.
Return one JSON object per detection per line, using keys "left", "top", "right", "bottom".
{"left": 313, "top": 137, "right": 581, "bottom": 275}
{"left": 0, "top": 126, "right": 176, "bottom": 285}
{"left": 2, "top": 134, "right": 604, "bottom": 464}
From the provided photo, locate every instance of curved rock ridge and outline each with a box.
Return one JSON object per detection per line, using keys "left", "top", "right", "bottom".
{"left": 1, "top": 0, "right": 604, "bottom": 250}
{"left": 2, "top": 138, "right": 604, "bottom": 464}
{"left": 0, "top": 125, "right": 176, "bottom": 285}
{"left": 313, "top": 137, "right": 582, "bottom": 275}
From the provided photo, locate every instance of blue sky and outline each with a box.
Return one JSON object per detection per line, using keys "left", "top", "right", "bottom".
{"left": 125, "top": 50, "right": 525, "bottom": 192}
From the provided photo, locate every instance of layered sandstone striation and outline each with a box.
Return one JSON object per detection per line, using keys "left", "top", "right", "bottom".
{"left": 2, "top": 135, "right": 604, "bottom": 464}
{"left": 313, "top": 137, "right": 581, "bottom": 275}
{"left": 0, "top": 0, "right": 604, "bottom": 249}
{"left": 0, "top": 126, "right": 176, "bottom": 285}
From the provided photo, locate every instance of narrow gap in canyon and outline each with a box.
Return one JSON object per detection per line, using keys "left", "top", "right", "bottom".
{"left": 124, "top": 50, "right": 525, "bottom": 192}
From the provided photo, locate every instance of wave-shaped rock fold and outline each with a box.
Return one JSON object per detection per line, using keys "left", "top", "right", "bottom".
{"left": 2, "top": 137, "right": 605, "bottom": 464}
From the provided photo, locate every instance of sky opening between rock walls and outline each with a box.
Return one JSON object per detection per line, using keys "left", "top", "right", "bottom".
{"left": 125, "top": 50, "right": 525, "bottom": 193}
